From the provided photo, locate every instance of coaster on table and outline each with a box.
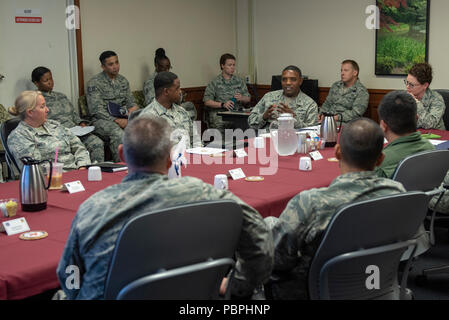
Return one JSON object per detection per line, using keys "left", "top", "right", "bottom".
{"left": 245, "top": 176, "right": 264, "bottom": 182}
{"left": 19, "top": 231, "right": 48, "bottom": 241}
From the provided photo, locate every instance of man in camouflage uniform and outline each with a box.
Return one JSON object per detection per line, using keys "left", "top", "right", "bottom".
{"left": 265, "top": 118, "right": 405, "bottom": 299}
{"left": 203, "top": 54, "right": 250, "bottom": 133}
{"left": 86, "top": 51, "right": 139, "bottom": 162}
{"left": 8, "top": 119, "right": 91, "bottom": 172}
{"left": 319, "top": 60, "right": 369, "bottom": 124}
{"left": 374, "top": 91, "right": 434, "bottom": 179}
{"left": 249, "top": 66, "right": 317, "bottom": 130}
{"left": 374, "top": 91, "right": 434, "bottom": 259}
{"left": 143, "top": 71, "right": 197, "bottom": 121}
{"left": 406, "top": 63, "right": 446, "bottom": 130}
{"left": 139, "top": 72, "right": 201, "bottom": 147}
{"left": 31, "top": 66, "right": 104, "bottom": 163}
{"left": 57, "top": 116, "right": 273, "bottom": 299}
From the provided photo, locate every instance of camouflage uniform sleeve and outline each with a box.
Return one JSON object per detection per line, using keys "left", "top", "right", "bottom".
{"left": 294, "top": 99, "right": 318, "bottom": 129}
{"left": 0, "top": 104, "right": 10, "bottom": 123}
{"left": 124, "top": 79, "right": 136, "bottom": 109}
{"left": 320, "top": 83, "right": 337, "bottom": 114}
{"left": 205, "top": 185, "right": 273, "bottom": 297}
{"left": 203, "top": 80, "right": 217, "bottom": 102}
{"left": 240, "top": 79, "right": 250, "bottom": 97}
{"left": 143, "top": 78, "right": 155, "bottom": 106}
{"left": 57, "top": 215, "right": 84, "bottom": 299}
{"left": 63, "top": 127, "right": 91, "bottom": 167}
{"left": 417, "top": 92, "right": 445, "bottom": 130}
{"left": 268, "top": 193, "right": 310, "bottom": 272}
{"left": 65, "top": 96, "right": 84, "bottom": 125}
{"left": 248, "top": 94, "right": 269, "bottom": 129}
{"left": 429, "top": 170, "right": 449, "bottom": 214}
{"left": 339, "top": 86, "right": 369, "bottom": 122}
{"left": 86, "top": 81, "right": 115, "bottom": 122}
{"left": 7, "top": 126, "right": 41, "bottom": 171}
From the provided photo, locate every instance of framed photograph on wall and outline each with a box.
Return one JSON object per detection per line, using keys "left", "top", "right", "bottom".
{"left": 375, "top": 0, "right": 430, "bottom": 76}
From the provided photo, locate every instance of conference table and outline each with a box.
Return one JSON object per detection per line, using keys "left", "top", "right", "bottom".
{"left": 1, "top": 129, "right": 448, "bottom": 300}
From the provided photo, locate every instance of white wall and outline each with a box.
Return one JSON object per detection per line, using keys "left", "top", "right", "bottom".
{"left": 252, "top": 0, "right": 449, "bottom": 89}
{"left": 80, "top": 0, "right": 236, "bottom": 91}
{"left": 0, "top": 0, "right": 74, "bottom": 107}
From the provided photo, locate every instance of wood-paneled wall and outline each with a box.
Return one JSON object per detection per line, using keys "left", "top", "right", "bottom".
{"left": 185, "top": 85, "right": 392, "bottom": 124}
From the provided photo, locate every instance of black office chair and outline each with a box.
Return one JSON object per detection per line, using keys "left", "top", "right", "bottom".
{"left": 271, "top": 75, "right": 319, "bottom": 105}
{"left": 435, "top": 89, "right": 449, "bottom": 130}
{"left": 308, "top": 192, "right": 429, "bottom": 300}
{"left": 104, "top": 200, "right": 243, "bottom": 300}
{"left": 0, "top": 118, "right": 21, "bottom": 180}
{"left": 392, "top": 150, "right": 449, "bottom": 246}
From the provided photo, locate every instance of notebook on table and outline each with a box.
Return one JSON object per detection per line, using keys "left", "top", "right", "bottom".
{"left": 87, "top": 163, "right": 128, "bottom": 173}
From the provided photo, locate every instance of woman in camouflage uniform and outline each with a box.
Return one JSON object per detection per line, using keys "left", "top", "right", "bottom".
{"left": 32, "top": 67, "right": 104, "bottom": 163}
{"left": 7, "top": 91, "right": 90, "bottom": 171}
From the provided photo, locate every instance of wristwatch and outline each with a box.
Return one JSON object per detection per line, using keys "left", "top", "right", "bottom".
{"left": 221, "top": 102, "right": 224, "bottom": 108}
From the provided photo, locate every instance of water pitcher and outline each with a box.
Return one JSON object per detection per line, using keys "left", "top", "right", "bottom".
{"left": 270, "top": 113, "right": 298, "bottom": 156}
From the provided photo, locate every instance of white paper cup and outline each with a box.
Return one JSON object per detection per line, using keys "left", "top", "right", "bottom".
{"left": 299, "top": 157, "right": 312, "bottom": 171}
{"left": 254, "top": 137, "right": 265, "bottom": 149}
{"left": 88, "top": 166, "right": 102, "bottom": 181}
{"left": 214, "top": 174, "right": 229, "bottom": 190}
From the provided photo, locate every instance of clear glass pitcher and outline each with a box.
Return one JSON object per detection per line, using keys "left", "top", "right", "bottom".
{"left": 269, "top": 113, "right": 298, "bottom": 156}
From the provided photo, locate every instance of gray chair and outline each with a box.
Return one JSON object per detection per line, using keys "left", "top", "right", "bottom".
{"left": 104, "top": 200, "right": 243, "bottom": 300}
{"left": 116, "top": 258, "right": 234, "bottom": 300}
{"left": 435, "top": 89, "right": 449, "bottom": 130}
{"left": 392, "top": 150, "right": 449, "bottom": 245}
{"left": 308, "top": 191, "right": 429, "bottom": 300}
{"left": 0, "top": 118, "right": 21, "bottom": 180}
{"left": 394, "top": 148, "right": 449, "bottom": 282}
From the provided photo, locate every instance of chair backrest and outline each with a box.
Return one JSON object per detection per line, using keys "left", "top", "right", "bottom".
{"left": 117, "top": 258, "right": 234, "bottom": 300}
{"left": 104, "top": 200, "right": 243, "bottom": 300}
{"left": 0, "top": 118, "right": 21, "bottom": 178}
{"left": 392, "top": 150, "right": 449, "bottom": 192}
{"left": 308, "top": 191, "right": 428, "bottom": 300}
{"left": 270, "top": 76, "right": 319, "bottom": 104}
{"left": 435, "top": 89, "right": 449, "bottom": 130}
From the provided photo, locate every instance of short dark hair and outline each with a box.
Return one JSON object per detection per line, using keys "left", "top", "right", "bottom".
{"left": 220, "top": 53, "right": 236, "bottom": 69}
{"left": 408, "top": 63, "right": 433, "bottom": 85}
{"left": 342, "top": 59, "right": 360, "bottom": 75}
{"left": 378, "top": 91, "right": 417, "bottom": 135}
{"left": 154, "top": 48, "right": 169, "bottom": 66}
{"left": 282, "top": 65, "right": 302, "bottom": 78}
{"left": 31, "top": 66, "right": 51, "bottom": 83}
{"left": 123, "top": 116, "right": 173, "bottom": 168}
{"left": 154, "top": 71, "right": 178, "bottom": 97}
{"left": 339, "top": 118, "right": 384, "bottom": 170}
{"left": 99, "top": 51, "right": 117, "bottom": 65}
